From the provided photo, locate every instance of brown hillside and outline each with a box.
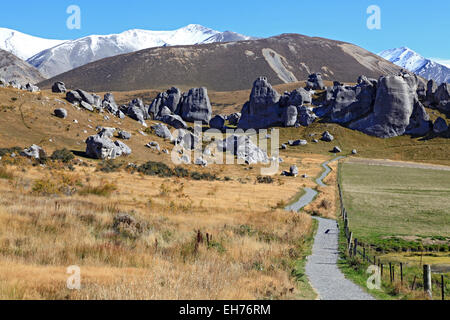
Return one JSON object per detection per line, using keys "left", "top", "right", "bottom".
{"left": 39, "top": 34, "right": 402, "bottom": 92}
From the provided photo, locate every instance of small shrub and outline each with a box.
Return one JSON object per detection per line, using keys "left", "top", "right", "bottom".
{"left": 51, "top": 148, "right": 74, "bottom": 163}
{"left": 256, "top": 176, "right": 274, "bottom": 184}
{"left": 173, "top": 166, "right": 189, "bottom": 178}
{"left": 0, "top": 166, "right": 14, "bottom": 180}
{"left": 112, "top": 213, "right": 144, "bottom": 239}
{"left": 138, "top": 161, "right": 173, "bottom": 177}
{"left": 98, "top": 160, "right": 123, "bottom": 173}
{"left": 32, "top": 179, "right": 59, "bottom": 195}
{"left": 0, "top": 147, "right": 22, "bottom": 157}
{"left": 79, "top": 182, "right": 117, "bottom": 197}
{"left": 319, "top": 199, "right": 332, "bottom": 210}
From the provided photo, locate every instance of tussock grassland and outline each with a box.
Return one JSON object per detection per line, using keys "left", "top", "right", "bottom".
{"left": 0, "top": 155, "right": 330, "bottom": 299}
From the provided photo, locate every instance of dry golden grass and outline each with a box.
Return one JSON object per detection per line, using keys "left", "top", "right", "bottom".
{"left": 303, "top": 161, "right": 339, "bottom": 219}
{"left": 0, "top": 155, "right": 326, "bottom": 299}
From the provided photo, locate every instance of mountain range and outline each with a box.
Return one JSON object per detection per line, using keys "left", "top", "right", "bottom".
{"left": 38, "top": 33, "right": 402, "bottom": 92}
{"left": 379, "top": 47, "right": 450, "bottom": 84}
{"left": 1, "top": 25, "right": 254, "bottom": 78}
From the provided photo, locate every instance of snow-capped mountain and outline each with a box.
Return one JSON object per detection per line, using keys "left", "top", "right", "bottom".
{"left": 202, "top": 31, "right": 256, "bottom": 44}
{"left": 379, "top": 47, "right": 450, "bottom": 84}
{"left": 26, "top": 24, "right": 253, "bottom": 78}
{"left": 0, "top": 28, "right": 66, "bottom": 61}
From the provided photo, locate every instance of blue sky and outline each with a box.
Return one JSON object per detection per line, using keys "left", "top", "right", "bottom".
{"left": 1, "top": 0, "right": 449, "bottom": 60}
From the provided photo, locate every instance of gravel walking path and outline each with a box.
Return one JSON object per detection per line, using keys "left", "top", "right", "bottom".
{"left": 305, "top": 216, "right": 375, "bottom": 300}
{"left": 287, "top": 156, "right": 375, "bottom": 300}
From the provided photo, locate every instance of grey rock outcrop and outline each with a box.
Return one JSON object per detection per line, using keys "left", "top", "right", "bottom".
{"left": 216, "top": 134, "right": 269, "bottom": 165}
{"left": 149, "top": 87, "right": 182, "bottom": 117}
{"left": 321, "top": 131, "right": 334, "bottom": 142}
{"left": 161, "top": 114, "right": 188, "bottom": 129}
{"left": 152, "top": 123, "right": 173, "bottom": 141}
{"left": 85, "top": 134, "right": 131, "bottom": 159}
{"left": 179, "top": 87, "right": 212, "bottom": 124}
{"left": 52, "top": 82, "right": 67, "bottom": 93}
{"left": 433, "top": 117, "right": 448, "bottom": 134}
{"left": 297, "top": 106, "right": 317, "bottom": 126}
{"left": 332, "top": 146, "right": 342, "bottom": 153}
{"left": 349, "top": 74, "right": 419, "bottom": 138}
{"left": 20, "top": 145, "right": 46, "bottom": 159}
{"left": 122, "top": 98, "right": 150, "bottom": 122}
{"left": 54, "top": 108, "right": 68, "bottom": 119}
{"left": 80, "top": 101, "right": 94, "bottom": 112}
{"left": 210, "top": 115, "right": 226, "bottom": 130}
{"left": 118, "top": 130, "right": 131, "bottom": 140}
{"left": 238, "top": 77, "right": 281, "bottom": 130}
{"left": 174, "top": 129, "right": 200, "bottom": 150}
{"left": 66, "top": 90, "right": 83, "bottom": 104}
{"left": 405, "top": 100, "right": 432, "bottom": 136}
{"left": 283, "top": 106, "right": 298, "bottom": 127}
{"left": 280, "top": 88, "right": 312, "bottom": 106}
{"left": 306, "top": 73, "right": 325, "bottom": 90}
{"left": 227, "top": 113, "right": 241, "bottom": 126}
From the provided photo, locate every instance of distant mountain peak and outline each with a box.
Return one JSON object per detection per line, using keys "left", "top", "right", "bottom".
{"left": 379, "top": 47, "right": 450, "bottom": 84}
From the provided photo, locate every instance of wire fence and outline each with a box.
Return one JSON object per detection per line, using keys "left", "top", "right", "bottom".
{"left": 338, "top": 183, "right": 447, "bottom": 300}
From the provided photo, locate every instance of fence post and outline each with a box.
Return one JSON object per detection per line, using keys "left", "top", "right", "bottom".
{"left": 353, "top": 238, "right": 358, "bottom": 257}
{"left": 381, "top": 264, "right": 384, "bottom": 278}
{"left": 400, "top": 263, "right": 403, "bottom": 284}
{"left": 347, "top": 232, "right": 353, "bottom": 253}
{"left": 363, "top": 247, "right": 366, "bottom": 261}
{"left": 423, "top": 264, "right": 432, "bottom": 299}
{"left": 389, "top": 263, "right": 392, "bottom": 283}
{"left": 392, "top": 265, "right": 395, "bottom": 283}
{"left": 442, "top": 275, "right": 445, "bottom": 301}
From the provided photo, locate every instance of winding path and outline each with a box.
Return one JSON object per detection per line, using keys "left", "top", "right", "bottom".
{"left": 286, "top": 156, "right": 375, "bottom": 300}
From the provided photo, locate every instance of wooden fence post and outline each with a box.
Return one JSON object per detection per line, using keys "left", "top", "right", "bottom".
{"left": 389, "top": 263, "right": 392, "bottom": 283}
{"left": 353, "top": 238, "right": 358, "bottom": 257}
{"left": 442, "top": 275, "right": 445, "bottom": 301}
{"left": 400, "top": 263, "right": 403, "bottom": 284}
{"left": 423, "top": 264, "right": 432, "bottom": 299}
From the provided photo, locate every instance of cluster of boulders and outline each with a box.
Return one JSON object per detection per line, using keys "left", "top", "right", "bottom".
{"left": 235, "top": 72, "right": 449, "bottom": 138}
{"left": 85, "top": 127, "right": 132, "bottom": 160}
{"left": 0, "top": 78, "right": 40, "bottom": 92}
{"left": 237, "top": 77, "right": 316, "bottom": 130}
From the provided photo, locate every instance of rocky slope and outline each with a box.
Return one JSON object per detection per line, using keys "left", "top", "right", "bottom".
{"left": 0, "top": 49, "right": 44, "bottom": 84}
{"left": 39, "top": 33, "right": 403, "bottom": 92}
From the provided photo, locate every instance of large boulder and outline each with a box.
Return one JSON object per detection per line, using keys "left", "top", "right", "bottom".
{"left": 152, "top": 123, "right": 173, "bottom": 141}
{"left": 161, "top": 114, "right": 188, "bottom": 129}
{"left": 149, "top": 87, "right": 182, "bottom": 118}
{"left": 238, "top": 77, "right": 281, "bottom": 129}
{"left": 433, "top": 117, "right": 448, "bottom": 134}
{"left": 321, "top": 131, "right": 334, "bottom": 142}
{"left": 76, "top": 89, "right": 96, "bottom": 105}
{"left": 179, "top": 87, "right": 212, "bottom": 124}
{"left": 434, "top": 83, "right": 450, "bottom": 104}
{"left": 227, "top": 113, "right": 241, "bottom": 126}
{"left": 66, "top": 90, "right": 83, "bottom": 104}
{"left": 20, "top": 145, "right": 46, "bottom": 159}
{"left": 327, "top": 81, "right": 376, "bottom": 124}
{"left": 25, "top": 83, "right": 39, "bottom": 92}
{"left": 216, "top": 134, "right": 269, "bottom": 164}
{"left": 282, "top": 106, "right": 298, "bottom": 127}
{"left": 297, "top": 106, "right": 317, "bottom": 126}
{"left": 349, "top": 74, "right": 418, "bottom": 138}
{"left": 173, "top": 129, "right": 200, "bottom": 150}
{"left": 123, "top": 98, "right": 150, "bottom": 123}
{"left": 405, "top": 100, "right": 432, "bottom": 136}
{"left": 52, "top": 82, "right": 67, "bottom": 93}
{"left": 85, "top": 134, "right": 130, "bottom": 159}
{"left": 280, "top": 88, "right": 312, "bottom": 107}
{"left": 426, "top": 79, "right": 437, "bottom": 105}
{"left": 209, "top": 115, "right": 226, "bottom": 130}
{"left": 102, "top": 93, "right": 119, "bottom": 114}
{"left": 54, "top": 108, "right": 68, "bottom": 119}
{"left": 305, "top": 73, "right": 325, "bottom": 90}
